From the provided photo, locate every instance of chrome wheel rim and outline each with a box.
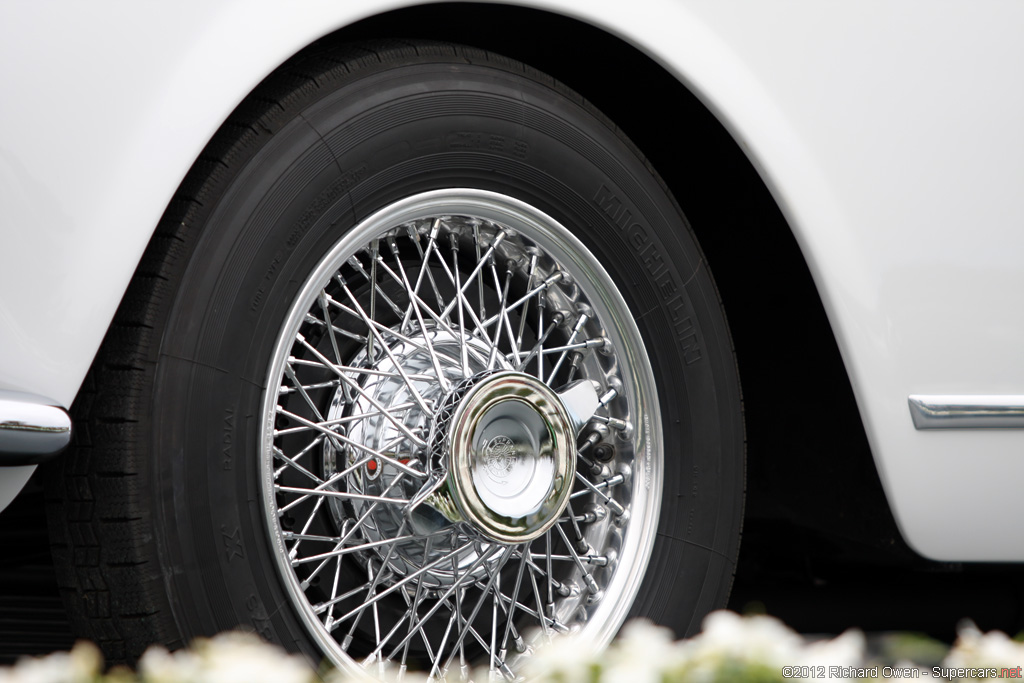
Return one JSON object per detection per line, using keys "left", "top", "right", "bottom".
{"left": 259, "top": 189, "right": 663, "bottom": 678}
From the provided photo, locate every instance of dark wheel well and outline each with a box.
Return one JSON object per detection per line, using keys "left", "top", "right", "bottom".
{"left": 321, "top": 3, "right": 919, "bottom": 570}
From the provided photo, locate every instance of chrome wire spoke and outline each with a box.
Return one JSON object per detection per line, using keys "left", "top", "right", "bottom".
{"left": 373, "top": 248, "right": 476, "bottom": 353}
{"left": 478, "top": 271, "right": 565, "bottom": 332}
{"left": 510, "top": 548, "right": 572, "bottom": 598}
{"left": 473, "top": 223, "right": 488, "bottom": 328}
{"left": 298, "top": 474, "right": 410, "bottom": 587}
{"left": 428, "top": 607, "right": 459, "bottom": 681}
{"left": 272, "top": 445, "right": 323, "bottom": 485}
{"left": 275, "top": 485, "right": 411, "bottom": 505}
{"left": 317, "top": 291, "right": 349, "bottom": 368}
{"left": 285, "top": 531, "right": 349, "bottom": 543}
{"left": 537, "top": 552, "right": 608, "bottom": 566}
{"left": 276, "top": 469, "right": 404, "bottom": 515}
{"left": 261, "top": 193, "right": 658, "bottom": 679}
{"left": 406, "top": 225, "right": 508, "bottom": 366}
{"left": 515, "top": 253, "right": 538, "bottom": 354}
{"left": 544, "top": 531, "right": 555, "bottom": 619}
{"left": 525, "top": 338, "right": 608, "bottom": 358}
{"left": 286, "top": 495, "right": 326, "bottom": 561}
{"left": 380, "top": 241, "right": 455, "bottom": 392}
{"left": 277, "top": 437, "right": 413, "bottom": 515}
{"left": 435, "top": 550, "right": 514, "bottom": 674}
{"left": 400, "top": 536, "right": 435, "bottom": 671}
{"left": 490, "top": 583, "right": 569, "bottom": 634}
{"left": 453, "top": 547, "right": 468, "bottom": 679}
{"left": 571, "top": 471, "right": 626, "bottom": 499}
{"left": 276, "top": 407, "right": 425, "bottom": 479}
{"left": 553, "top": 523, "right": 600, "bottom": 595}
{"left": 318, "top": 580, "right": 376, "bottom": 632}
{"left": 303, "top": 310, "right": 370, "bottom": 345}
{"left": 367, "top": 239, "right": 379, "bottom": 361}
{"left": 545, "top": 313, "right": 589, "bottom": 384}
{"left": 379, "top": 544, "right": 503, "bottom": 663}
{"left": 325, "top": 552, "right": 345, "bottom": 632}
{"left": 285, "top": 362, "right": 328, "bottom": 422}
{"left": 557, "top": 496, "right": 591, "bottom": 565}
{"left": 471, "top": 546, "right": 524, "bottom": 677}
{"left": 336, "top": 274, "right": 434, "bottom": 415}
{"left": 278, "top": 379, "right": 341, "bottom": 395}
{"left": 448, "top": 233, "right": 472, "bottom": 376}
{"left": 483, "top": 552, "right": 570, "bottom": 635}
{"left": 427, "top": 598, "right": 516, "bottom": 681}
{"left": 337, "top": 536, "right": 476, "bottom": 625}
{"left": 345, "top": 254, "right": 406, "bottom": 320}
{"left": 489, "top": 563, "right": 500, "bottom": 677}
{"left": 332, "top": 524, "right": 410, "bottom": 628}
{"left": 523, "top": 547, "right": 552, "bottom": 641}
{"left": 487, "top": 257, "right": 520, "bottom": 369}
{"left": 536, "top": 293, "right": 546, "bottom": 381}
{"left": 273, "top": 402, "right": 418, "bottom": 438}
{"left": 436, "top": 230, "right": 507, "bottom": 323}
{"left": 401, "top": 220, "right": 446, "bottom": 333}
{"left": 438, "top": 600, "right": 516, "bottom": 681}
{"left": 288, "top": 357, "right": 437, "bottom": 383}
{"left": 293, "top": 335, "right": 429, "bottom": 449}
{"left": 513, "top": 312, "right": 562, "bottom": 373}
{"left": 292, "top": 529, "right": 450, "bottom": 567}
{"left": 500, "top": 550, "right": 529, "bottom": 660}
{"left": 419, "top": 232, "right": 506, "bottom": 371}
{"left": 320, "top": 291, "right": 465, "bottom": 371}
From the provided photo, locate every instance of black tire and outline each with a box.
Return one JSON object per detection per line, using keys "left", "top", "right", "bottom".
{"left": 45, "top": 41, "right": 744, "bottom": 667}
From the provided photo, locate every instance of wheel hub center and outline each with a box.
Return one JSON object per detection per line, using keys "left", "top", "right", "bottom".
{"left": 443, "top": 371, "right": 576, "bottom": 543}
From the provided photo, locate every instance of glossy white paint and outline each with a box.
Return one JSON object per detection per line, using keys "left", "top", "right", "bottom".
{"left": 1, "top": 1, "right": 1022, "bottom": 559}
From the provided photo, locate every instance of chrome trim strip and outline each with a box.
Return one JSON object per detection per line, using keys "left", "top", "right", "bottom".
{"left": 908, "top": 395, "right": 1024, "bottom": 430}
{"left": 0, "top": 391, "right": 72, "bottom": 464}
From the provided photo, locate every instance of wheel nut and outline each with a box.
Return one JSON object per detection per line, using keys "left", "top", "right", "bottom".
{"left": 593, "top": 443, "right": 615, "bottom": 462}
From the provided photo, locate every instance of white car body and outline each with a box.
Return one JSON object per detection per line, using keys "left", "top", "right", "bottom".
{"left": 2, "top": 0, "right": 1023, "bottom": 561}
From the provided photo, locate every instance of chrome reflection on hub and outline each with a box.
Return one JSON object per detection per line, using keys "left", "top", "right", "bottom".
{"left": 444, "top": 371, "right": 576, "bottom": 543}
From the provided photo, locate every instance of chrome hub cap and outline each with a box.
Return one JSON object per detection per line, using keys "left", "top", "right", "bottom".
{"left": 444, "top": 370, "right": 576, "bottom": 543}
{"left": 259, "top": 190, "right": 662, "bottom": 678}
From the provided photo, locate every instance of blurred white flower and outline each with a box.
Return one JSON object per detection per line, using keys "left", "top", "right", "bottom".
{"left": 138, "top": 643, "right": 201, "bottom": 683}
{"left": 0, "top": 642, "right": 101, "bottom": 683}
{"left": 684, "top": 610, "right": 804, "bottom": 664}
{"left": 68, "top": 642, "right": 103, "bottom": 683}
{"left": 319, "top": 655, "right": 421, "bottom": 683}
{"left": 194, "top": 632, "right": 313, "bottom": 683}
{"left": 522, "top": 630, "right": 600, "bottom": 683}
{"left": 138, "top": 632, "right": 312, "bottom": 683}
{"left": 602, "top": 620, "right": 684, "bottom": 683}
{"left": 944, "top": 621, "right": 1024, "bottom": 678}
{"left": 799, "top": 630, "right": 866, "bottom": 682}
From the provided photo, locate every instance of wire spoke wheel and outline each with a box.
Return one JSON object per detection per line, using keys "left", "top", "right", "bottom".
{"left": 260, "top": 190, "right": 662, "bottom": 678}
